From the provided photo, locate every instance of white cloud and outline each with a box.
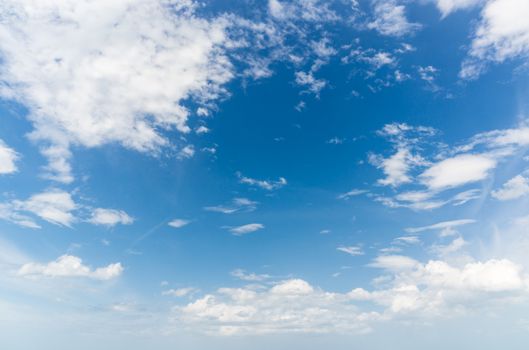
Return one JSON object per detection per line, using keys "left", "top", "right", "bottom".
{"left": 338, "top": 189, "right": 368, "bottom": 199}
{"left": 0, "top": 139, "right": 18, "bottom": 174}
{"left": 368, "top": 0, "right": 421, "bottom": 37}
{"left": 231, "top": 269, "right": 271, "bottom": 282}
{"left": 369, "top": 255, "right": 420, "bottom": 271}
{"left": 204, "top": 197, "right": 258, "bottom": 214}
{"left": 337, "top": 246, "right": 365, "bottom": 256}
{"left": 237, "top": 172, "right": 287, "bottom": 191}
{"left": 461, "top": 0, "right": 529, "bottom": 79}
{"left": 352, "top": 258, "right": 527, "bottom": 315}
{"left": 0, "top": 0, "right": 235, "bottom": 182}
{"left": 431, "top": 236, "right": 467, "bottom": 256}
{"left": 267, "top": 0, "right": 338, "bottom": 22}
{"left": 13, "top": 189, "right": 77, "bottom": 227}
{"left": 88, "top": 208, "right": 134, "bottom": 227}
{"left": 162, "top": 287, "right": 196, "bottom": 297}
{"left": 168, "top": 219, "right": 191, "bottom": 229}
{"left": 229, "top": 223, "right": 264, "bottom": 236}
{"left": 177, "top": 278, "right": 378, "bottom": 335}
{"left": 394, "top": 236, "right": 421, "bottom": 245}
{"left": 294, "top": 71, "right": 327, "bottom": 95}
{"left": 420, "top": 154, "right": 496, "bottom": 190}
{"left": 178, "top": 145, "right": 196, "bottom": 160}
{"left": 492, "top": 174, "right": 529, "bottom": 200}
{"left": 405, "top": 219, "right": 476, "bottom": 233}
{"left": 372, "top": 148, "right": 424, "bottom": 187}
{"left": 18, "top": 254, "right": 123, "bottom": 280}
{"left": 433, "top": 0, "right": 483, "bottom": 17}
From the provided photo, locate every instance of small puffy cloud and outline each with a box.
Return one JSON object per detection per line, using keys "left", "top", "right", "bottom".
{"left": 419, "top": 154, "right": 496, "bottom": 190}
{"left": 368, "top": 0, "right": 421, "bottom": 37}
{"left": 168, "top": 219, "right": 191, "bottom": 229}
{"left": 237, "top": 172, "right": 287, "bottom": 191}
{"left": 229, "top": 223, "right": 264, "bottom": 236}
{"left": 337, "top": 246, "right": 365, "bottom": 256}
{"left": 195, "top": 126, "right": 210, "bottom": 134}
{"left": 178, "top": 145, "right": 196, "bottom": 160}
{"left": 295, "top": 71, "right": 327, "bottom": 95}
{"left": 491, "top": 174, "right": 529, "bottom": 200}
{"left": 18, "top": 254, "right": 123, "bottom": 280}
{"left": 0, "top": 139, "right": 18, "bottom": 174}
{"left": 88, "top": 208, "right": 134, "bottom": 227}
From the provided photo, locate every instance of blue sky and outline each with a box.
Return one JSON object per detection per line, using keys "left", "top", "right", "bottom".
{"left": 2, "top": 0, "right": 529, "bottom": 349}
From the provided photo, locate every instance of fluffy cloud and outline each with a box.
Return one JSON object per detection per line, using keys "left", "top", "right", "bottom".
{"left": 229, "top": 223, "right": 264, "bottom": 236}
{"left": 13, "top": 189, "right": 77, "bottom": 227}
{"left": 17, "top": 254, "right": 123, "bottom": 280}
{"left": 0, "top": 139, "right": 18, "bottom": 174}
{"left": 461, "top": 0, "right": 529, "bottom": 78}
{"left": 368, "top": 0, "right": 421, "bottom": 37}
{"left": 433, "top": 0, "right": 483, "bottom": 17}
{"left": 419, "top": 154, "right": 496, "bottom": 190}
{"left": 491, "top": 174, "right": 529, "bottom": 200}
{"left": 371, "top": 148, "right": 425, "bottom": 187}
{"left": 176, "top": 278, "right": 379, "bottom": 335}
{"left": 88, "top": 208, "right": 134, "bottom": 227}
{"left": 0, "top": 0, "right": 235, "bottom": 182}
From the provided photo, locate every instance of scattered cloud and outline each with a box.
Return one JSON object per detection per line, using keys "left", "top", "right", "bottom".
{"left": 0, "top": 139, "right": 18, "bottom": 174}
{"left": 337, "top": 246, "right": 365, "bottom": 256}
{"left": 368, "top": 0, "right": 421, "bottom": 37}
{"left": 229, "top": 223, "right": 264, "bottom": 236}
{"left": 405, "top": 219, "right": 476, "bottom": 233}
{"left": 88, "top": 208, "right": 134, "bottom": 227}
{"left": 13, "top": 189, "right": 77, "bottom": 227}
{"left": 492, "top": 174, "right": 529, "bottom": 200}
{"left": 168, "top": 219, "right": 191, "bottom": 229}
{"left": 460, "top": 0, "right": 529, "bottom": 79}
{"left": 231, "top": 269, "right": 271, "bottom": 282}
{"left": 18, "top": 254, "right": 123, "bottom": 280}
{"left": 237, "top": 172, "right": 287, "bottom": 191}
{"left": 204, "top": 197, "right": 258, "bottom": 214}
{"left": 162, "top": 287, "right": 196, "bottom": 297}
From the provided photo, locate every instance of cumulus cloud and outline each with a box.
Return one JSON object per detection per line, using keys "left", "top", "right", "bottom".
{"left": 176, "top": 278, "right": 378, "bottom": 335}
{"left": 492, "top": 174, "right": 529, "bottom": 200}
{"left": 461, "top": 0, "right": 529, "bottom": 79}
{"left": 228, "top": 223, "right": 264, "bottom": 236}
{"left": 0, "top": 0, "right": 235, "bottom": 182}
{"left": 18, "top": 254, "right": 123, "bottom": 280}
{"left": 0, "top": 139, "right": 18, "bottom": 174}
{"left": 88, "top": 208, "right": 134, "bottom": 227}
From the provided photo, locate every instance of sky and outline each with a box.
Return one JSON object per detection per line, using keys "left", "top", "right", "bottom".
{"left": 1, "top": 0, "right": 529, "bottom": 349}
